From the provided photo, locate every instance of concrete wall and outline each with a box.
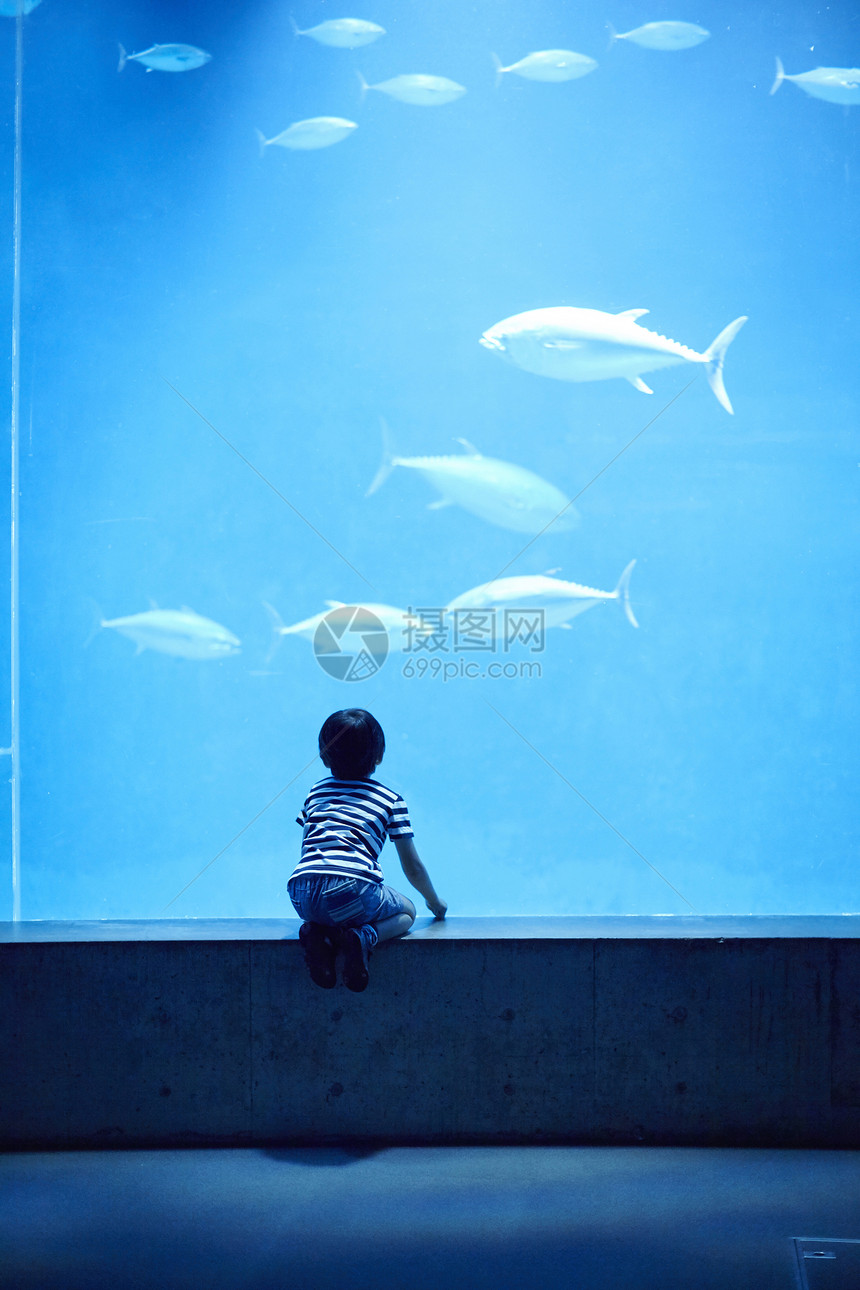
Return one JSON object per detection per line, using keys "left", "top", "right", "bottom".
{"left": 2, "top": 919, "right": 859, "bottom": 1148}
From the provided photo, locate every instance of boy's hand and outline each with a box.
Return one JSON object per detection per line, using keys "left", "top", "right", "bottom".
{"left": 427, "top": 899, "right": 447, "bottom": 920}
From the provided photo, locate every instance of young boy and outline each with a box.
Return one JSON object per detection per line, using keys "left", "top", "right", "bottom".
{"left": 289, "top": 708, "right": 447, "bottom": 992}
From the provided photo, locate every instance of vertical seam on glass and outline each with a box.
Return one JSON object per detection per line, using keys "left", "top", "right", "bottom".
{"left": 9, "top": 3, "right": 25, "bottom": 921}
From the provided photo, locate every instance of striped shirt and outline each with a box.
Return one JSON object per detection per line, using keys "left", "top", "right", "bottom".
{"left": 290, "top": 777, "right": 413, "bottom": 885}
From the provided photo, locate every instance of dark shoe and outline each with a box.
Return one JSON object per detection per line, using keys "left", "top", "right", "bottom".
{"left": 299, "top": 921, "right": 337, "bottom": 989}
{"left": 341, "top": 927, "right": 371, "bottom": 993}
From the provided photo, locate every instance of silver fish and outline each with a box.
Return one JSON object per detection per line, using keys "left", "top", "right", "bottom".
{"left": 446, "top": 561, "right": 638, "bottom": 630}
{"left": 117, "top": 43, "right": 211, "bottom": 73}
{"left": 367, "top": 422, "right": 579, "bottom": 535}
{"left": 480, "top": 305, "right": 747, "bottom": 414}
{"left": 770, "top": 57, "right": 860, "bottom": 104}
{"left": 101, "top": 608, "right": 240, "bottom": 659}
{"left": 357, "top": 72, "right": 466, "bottom": 105}
{"left": 492, "top": 49, "right": 597, "bottom": 84}
{"left": 608, "top": 22, "right": 710, "bottom": 50}
{"left": 290, "top": 16, "right": 385, "bottom": 48}
{"left": 265, "top": 600, "right": 422, "bottom": 654}
{"left": 255, "top": 118, "right": 358, "bottom": 153}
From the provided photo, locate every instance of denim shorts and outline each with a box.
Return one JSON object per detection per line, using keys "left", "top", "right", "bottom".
{"left": 288, "top": 873, "right": 414, "bottom": 928}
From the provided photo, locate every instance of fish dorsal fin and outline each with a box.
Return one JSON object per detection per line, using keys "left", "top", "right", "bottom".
{"left": 627, "top": 376, "right": 654, "bottom": 394}
{"left": 617, "top": 308, "right": 649, "bottom": 321}
{"left": 324, "top": 599, "right": 346, "bottom": 609}
{"left": 543, "top": 566, "right": 562, "bottom": 576}
{"left": 455, "top": 437, "right": 481, "bottom": 456}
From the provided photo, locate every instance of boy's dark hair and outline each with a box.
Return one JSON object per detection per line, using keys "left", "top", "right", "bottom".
{"left": 319, "top": 709, "right": 385, "bottom": 780}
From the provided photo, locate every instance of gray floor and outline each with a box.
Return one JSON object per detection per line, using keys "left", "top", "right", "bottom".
{"left": 1, "top": 1147, "right": 859, "bottom": 1289}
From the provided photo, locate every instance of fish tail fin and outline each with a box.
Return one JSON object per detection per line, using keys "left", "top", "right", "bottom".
{"left": 289, "top": 14, "right": 301, "bottom": 38}
{"left": 606, "top": 22, "right": 619, "bottom": 49}
{"left": 366, "top": 418, "right": 396, "bottom": 496}
{"left": 84, "top": 598, "right": 104, "bottom": 648}
{"left": 614, "top": 560, "right": 638, "bottom": 628}
{"left": 255, "top": 128, "right": 267, "bottom": 158}
{"left": 262, "top": 600, "right": 285, "bottom": 662}
{"left": 356, "top": 70, "right": 369, "bottom": 101}
{"left": 770, "top": 56, "right": 785, "bottom": 95}
{"left": 491, "top": 53, "right": 504, "bottom": 87}
{"left": 702, "top": 316, "right": 748, "bottom": 415}
{"left": 117, "top": 43, "right": 127, "bottom": 73}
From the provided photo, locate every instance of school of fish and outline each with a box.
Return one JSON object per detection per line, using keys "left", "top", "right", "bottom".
{"left": 80, "top": 10, "right": 854, "bottom": 665}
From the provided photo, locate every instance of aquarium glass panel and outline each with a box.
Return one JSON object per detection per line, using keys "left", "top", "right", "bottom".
{"left": 2, "top": 0, "right": 857, "bottom": 919}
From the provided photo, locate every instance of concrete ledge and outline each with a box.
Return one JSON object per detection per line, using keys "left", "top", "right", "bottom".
{"left": 2, "top": 918, "right": 859, "bottom": 1148}
{"left": 2, "top": 914, "right": 858, "bottom": 940}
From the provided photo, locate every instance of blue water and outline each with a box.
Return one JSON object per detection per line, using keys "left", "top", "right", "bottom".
{"left": 3, "top": 0, "right": 857, "bottom": 919}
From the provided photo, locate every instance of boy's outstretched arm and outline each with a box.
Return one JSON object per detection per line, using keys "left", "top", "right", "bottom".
{"left": 393, "top": 836, "right": 447, "bottom": 919}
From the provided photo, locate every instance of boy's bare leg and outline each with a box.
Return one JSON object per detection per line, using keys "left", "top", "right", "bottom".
{"left": 373, "top": 910, "right": 415, "bottom": 943}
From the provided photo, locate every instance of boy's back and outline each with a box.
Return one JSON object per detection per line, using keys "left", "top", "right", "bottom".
{"left": 292, "top": 775, "right": 413, "bottom": 885}
{"left": 288, "top": 709, "right": 446, "bottom": 992}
